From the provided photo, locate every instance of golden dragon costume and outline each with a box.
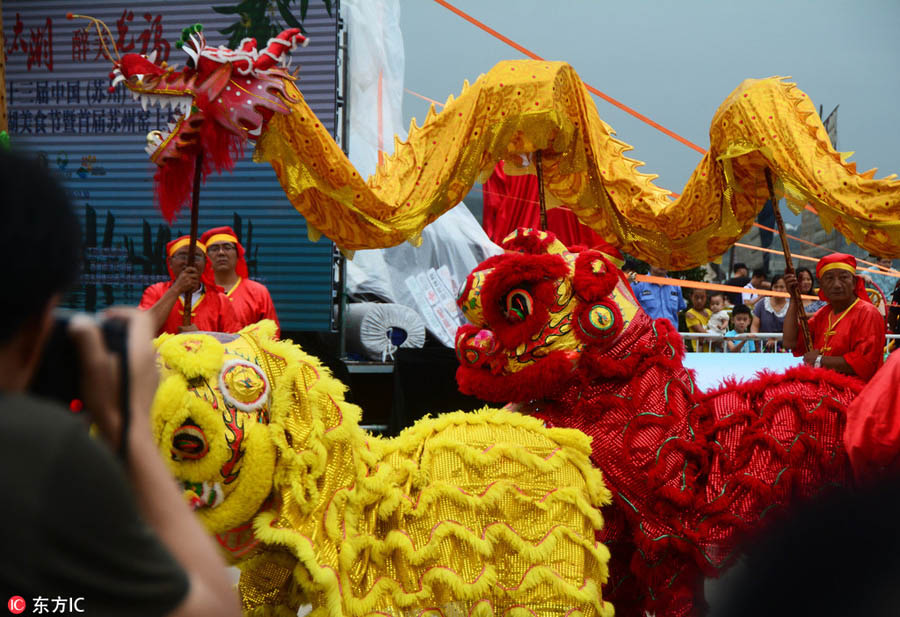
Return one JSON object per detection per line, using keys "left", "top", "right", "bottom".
{"left": 90, "top": 22, "right": 900, "bottom": 265}
{"left": 151, "top": 321, "right": 613, "bottom": 617}
{"left": 82, "top": 21, "right": 900, "bottom": 616}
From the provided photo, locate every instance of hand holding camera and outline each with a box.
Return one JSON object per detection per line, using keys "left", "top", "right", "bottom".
{"left": 32, "top": 309, "right": 159, "bottom": 457}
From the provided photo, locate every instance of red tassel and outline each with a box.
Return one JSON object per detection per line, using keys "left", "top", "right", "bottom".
{"left": 154, "top": 157, "right": 195, "bottom": 223}
{"left": 151, "top": 112, "right": 247, "bottom": 222}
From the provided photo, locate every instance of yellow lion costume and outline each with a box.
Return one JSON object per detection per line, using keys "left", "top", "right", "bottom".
{"left": 150, "top": 321, "right": 613, "bottom": 617}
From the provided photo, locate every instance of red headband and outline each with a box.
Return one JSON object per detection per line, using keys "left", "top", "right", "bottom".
{"left": 200, "top": 226, "right": 249, "bottom": 278}
{"left": 165, "top": 235, "right": 216, "bottom": 288}
{"left": 815, "top": 253, "right": 869, "bottom": 302}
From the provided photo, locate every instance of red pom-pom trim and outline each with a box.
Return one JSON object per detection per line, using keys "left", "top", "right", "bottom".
{"left": 573, "top": 299, "right": 623, "bottom": 347}
{"left": 479, "top": 253, "right": 570, "bottom": 349}
{"left": 456, "top": 349, "right": 577, "bottom": 402}
{"left": 573, "top": 250, "right": 619, "bottom": 301}
{"left": 501, "top": 228, "right": 561, "bottom": 254}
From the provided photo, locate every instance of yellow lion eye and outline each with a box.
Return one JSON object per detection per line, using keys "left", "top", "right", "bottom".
{"left": 172, "top": 421, "right": 209, "bottom": 461}
{"left": 504, "top": 288, "right": 533, "bottom": 322}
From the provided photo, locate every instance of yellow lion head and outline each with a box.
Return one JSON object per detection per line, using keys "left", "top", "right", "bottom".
{"left": 151, "top": 323, "right": 280, "bottom": 558}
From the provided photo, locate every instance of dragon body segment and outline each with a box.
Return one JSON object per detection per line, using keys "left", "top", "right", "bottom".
{"left": 150, "top": 321, "right": 613, "bottom": 617}
{"left": 454, "top": 229, "right": 862, "bottom": 616}
{"left": 101, "top": 29, "right": 900, "bottom": 266}
{"left": 257, "top": 64, "right": 900, "bottom": 265}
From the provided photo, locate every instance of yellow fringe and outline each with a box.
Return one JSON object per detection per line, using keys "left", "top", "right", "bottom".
{"left": 157, "top": 333, "right": 225, "bottom": 379}
{"left": 151, "top": 326, "right": 614, "bottom": 617}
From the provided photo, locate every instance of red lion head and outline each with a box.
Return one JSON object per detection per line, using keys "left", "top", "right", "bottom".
{"left": 454, "top": 229, "right": 666, "bottom": 403}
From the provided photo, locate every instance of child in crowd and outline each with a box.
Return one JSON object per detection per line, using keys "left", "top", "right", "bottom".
{"left": 706, "top": 292, "right": 730, "bottom": 351}
{"left": 752, "top": 274, "right": 789, "bottom": 352}
{"left": 685, "top": 288, "right": 712, "bottom": 352}
{"left": 726, "top": 304, "right": 758, "bottom": 353}
{"left": 709, "top": 292, "right": 727, "bottom": 314}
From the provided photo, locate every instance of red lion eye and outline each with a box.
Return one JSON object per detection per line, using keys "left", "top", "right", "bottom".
{"left": 504, "top": 288, "right": 533, "bottom": 322}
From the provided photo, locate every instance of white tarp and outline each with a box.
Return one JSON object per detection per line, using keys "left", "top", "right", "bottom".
{"left": 343, "top": 0, "right": 502, "bottom": 347}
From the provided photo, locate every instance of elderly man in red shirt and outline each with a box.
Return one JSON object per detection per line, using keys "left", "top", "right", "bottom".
{"left": 139, "top": 235, "right": 240, "bottom": 335}
{"left": 783, "top": 252, "right": 885, "bottom": 381}
{"left": 200, "top": 226, "right": 279, "bottom": 335}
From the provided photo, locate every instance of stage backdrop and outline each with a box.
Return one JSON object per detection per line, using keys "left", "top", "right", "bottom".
{"left": 3, "top": 0, "right": 344, "bottom": 331}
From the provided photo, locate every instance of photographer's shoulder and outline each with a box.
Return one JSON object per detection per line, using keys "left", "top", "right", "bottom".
{"left": 0, "top": 392, "right": 88, "bottom": 439}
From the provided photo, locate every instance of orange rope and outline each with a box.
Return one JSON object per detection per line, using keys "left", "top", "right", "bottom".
{"left": 430, "top": 0, "right": 707, "bottom": 154}
{"left": 746, "top": 222, "right": 899, "bottom": 278}
{"left": 377, "top": 70, "right": 385, "bottom": 166}
{"left": 580, "top": 82, "right": 706, "bottom": 155}
{"left": 733, "top": 242, "right": 820, "bottom": 264}
{"left": 431, "top": 0, "right": 543, "bottom": 61}
{"left": 751, "top": 221, "right": 887, "bottom": 270}
{"left": 858, "top": 265, "right": 900, "bottom": 279}
{"left": 404, "top": 88, "right": 445, "bottom": 108}
{"left": 478, "top": 187, "right": 899, "bottom": 278}
{"left": 634, "top": 274, "right": 818, "bottom": 301}
{"left": 731, "top": 244, "right": 900, "bottom": 279}
{"left": 753, "top": 221, "right": 829, "bottom": 255}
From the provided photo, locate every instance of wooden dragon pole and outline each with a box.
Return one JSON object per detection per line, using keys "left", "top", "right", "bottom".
{"left": 536, "top": 150, "right": 547, "bottom": 231}
{"left": 182, "top": 151, "right": 204, "bottom": 326}
{"left": 764, "top": 167, "right": 813, "bottom": 349}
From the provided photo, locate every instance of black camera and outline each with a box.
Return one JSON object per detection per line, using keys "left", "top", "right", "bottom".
{"left": 29, "top": 310, "right": 129, "bottom": 411}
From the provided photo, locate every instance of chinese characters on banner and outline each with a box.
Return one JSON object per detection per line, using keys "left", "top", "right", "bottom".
{"left": 5, "top": 13, "right": 54, "bottom": 71}
{"left": 5, "top": 10, "right": 173, "bottom": 136}
{"left": 83, "top": 247, "right": 167, "bottom": 286}
{"left": 71, "top": 9, "right": 170, "bottom": 63}
{"left": 8, "top": 81, "right": 180, "bottom": 136}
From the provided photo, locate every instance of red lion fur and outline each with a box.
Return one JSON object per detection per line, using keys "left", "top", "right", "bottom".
{"left": 455, "top": 230, "right": 866, "bottom": 617}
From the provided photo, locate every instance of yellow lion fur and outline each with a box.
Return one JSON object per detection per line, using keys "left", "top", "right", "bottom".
{"left": 151, "top": 321, "right": 613, "bottom": 617}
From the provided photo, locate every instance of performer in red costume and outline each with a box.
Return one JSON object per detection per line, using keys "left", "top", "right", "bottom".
{"left": 139, "top": 236, "right": 240, "bottom": 335}
{"left": 200, "top": 226, "right": 279, "bottom": 335}
{"left": 783, "top": 253, "right": 885, "bottom": 381}
{"left": 843, "top": 351, "right": 900, "bottom": 482}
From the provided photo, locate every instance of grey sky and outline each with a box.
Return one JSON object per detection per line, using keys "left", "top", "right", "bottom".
{"left": 399, "top": 0, "right": 899, "bottom": 198}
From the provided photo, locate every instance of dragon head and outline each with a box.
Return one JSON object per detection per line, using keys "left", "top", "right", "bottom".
{"left": 455, "top": 228, "right": 651, "bottom": 403}
{"left": 151, "top": 324, "right": 280, "bottom": 559}
{"left": 110, "top": 25, "right": 306, "bottom": 164}
{"left": 72, "top": 14, "right": 307, "bottom": 220}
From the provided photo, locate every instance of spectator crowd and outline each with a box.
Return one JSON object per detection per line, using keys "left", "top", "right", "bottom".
{"left": 629, "top": 259, "right": 899, "bottom": 355}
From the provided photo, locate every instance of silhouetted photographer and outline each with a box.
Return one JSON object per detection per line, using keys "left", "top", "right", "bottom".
{"left": 0, "top": 150, "right": 239, "bottom": 617}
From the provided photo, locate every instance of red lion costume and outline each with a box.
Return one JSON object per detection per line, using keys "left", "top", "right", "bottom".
{"left": 455, "top": 229, "right": 862, "bottom": 616}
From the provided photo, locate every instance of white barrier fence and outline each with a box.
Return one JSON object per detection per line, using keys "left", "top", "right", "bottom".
{"left": 679, "top": 332, "right": 900, "bottom": 345}
{"left": 679, "top": 333, "right": 899, "bottom": 390}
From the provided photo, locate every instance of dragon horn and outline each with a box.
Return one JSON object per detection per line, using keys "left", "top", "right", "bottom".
{"left": 66, "top": 13, "right": 121, "bottom": 64}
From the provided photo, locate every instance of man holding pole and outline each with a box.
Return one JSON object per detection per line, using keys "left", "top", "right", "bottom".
{"left": 783, "top": 253, "right": 885, "bottom": 381}
{"left": 139, "top": 235, "right": 239, "bottom": 335}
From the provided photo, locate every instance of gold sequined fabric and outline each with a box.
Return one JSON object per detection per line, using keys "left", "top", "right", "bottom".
{"left": 257, "top": 377, "right": 614, "bottom": 617}
{"left": 151, "top": 321, "right": 613, "bottom": 617}
{"left": 254, "top": 62, "right": 900, "bottom": 268}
